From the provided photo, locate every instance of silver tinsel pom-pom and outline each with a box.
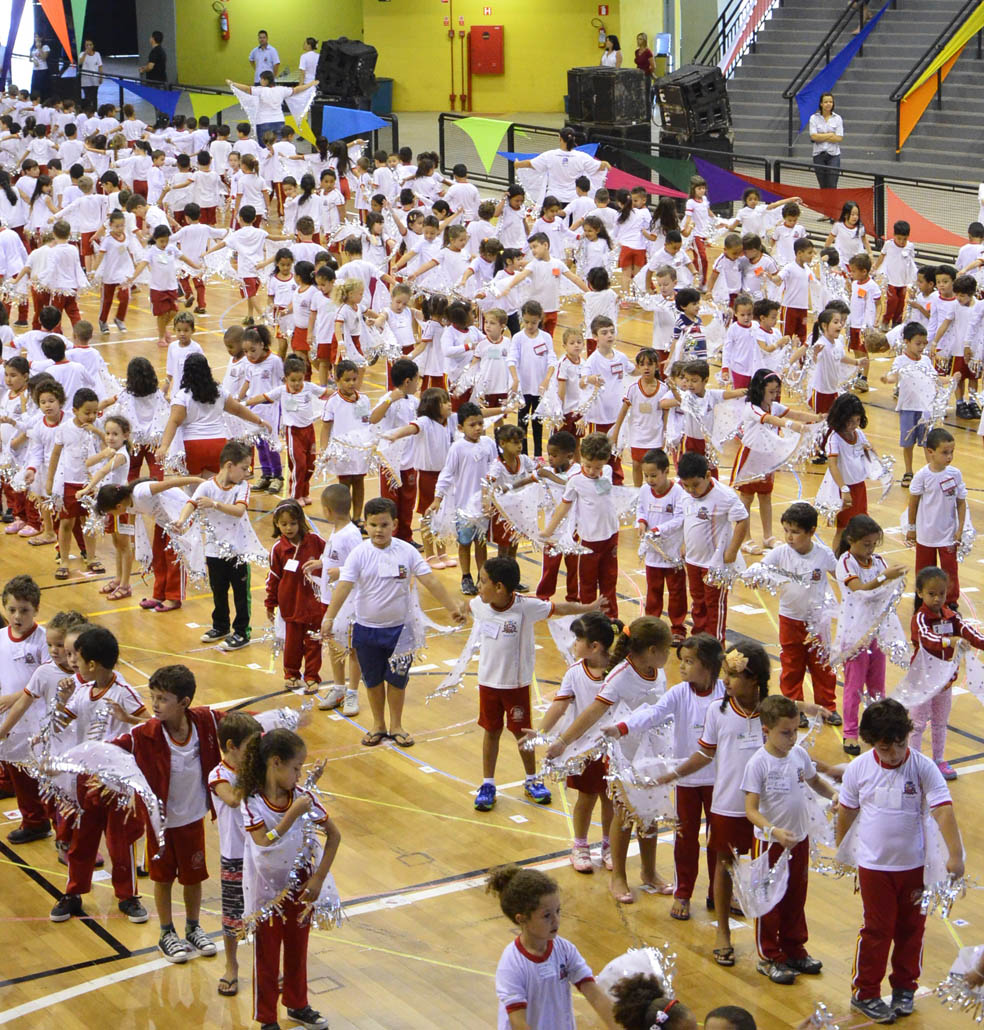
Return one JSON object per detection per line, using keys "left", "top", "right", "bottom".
{"left": 937, "top": 974, "right": 984, "bottom": 1022}
{"left": 921, "top": 875, "right": 976, "bottom": 919}
{"left": 807, "top": 1001, "right": 841, "bottom": 1030}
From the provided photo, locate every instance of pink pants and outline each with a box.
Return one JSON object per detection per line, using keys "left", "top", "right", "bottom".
{"left": 843, "top": 642, "right": 886, "bottom": 739}
{"left": 910, "top": 687, "right": 952, "bottom": 762}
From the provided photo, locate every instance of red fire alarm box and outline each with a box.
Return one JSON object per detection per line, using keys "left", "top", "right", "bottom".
{"left": 470, "top": 25, "right": 504, "bottom": 74}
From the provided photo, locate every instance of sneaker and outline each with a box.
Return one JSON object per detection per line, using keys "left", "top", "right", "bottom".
{"left": 0, "top": 510, "right": 12, "bottom": 522}
{"left": 851, "top": 996, "right": 897, "bottom": 1023}
{"left": 937, "top": 759, "right": 957, "bottom": 781}
{"left": 341, "top": 689, "right": 360, "bottom": 716}
{"left": 474, "top": 782, "right": 496, "bottom": 811}
{"left": 756, "top": 959, "right": 797, "bottom": 984}
{"left": 524, "top": 779, "right": 552, "bottom": 804}
{"left": 194, "top": 307, "right": 207, "bottom": 315}
{"left": 8, "top": 820, "right": 51, "bottom": 844}
{"left": 114, "top": 319, "right": 126, "bottom": 332}
{"left": 461, "top": 574, "right": 478, "bottom": 596}
{"left": 891, "top": 989, "right": 915, "bottom": 1017}
{"left": 98, "top": 320, "right": 109, "bottom": 334}
{"left": 158, "top": 928, "right": 191, "bottom": 963}
{"left": 200, "top": 627, "right": 228, "bottom": 643}
{"left": 223, "top": 633, "right": 249, "bottom": 651}
{"left": 183, "top": 293, "right": 194, "bottom": 307}
{"left": 255, "top": 475, "right": 271, "bottom": 491}
{"left": 824, "top": 709, "right": 843, "bottom": 726}
{"left": 136, "top": 863, "right": 148, "bottom": 877}
{"left": 799, "top": 712, "right": 809, "bottom": 729}
{"left": 12, "top": 320, "right": 27, "bottom": 327}
{"left": 286, "top": 1007, "right": 330, "bottom": 1030}
{"left": 843, "top": 740, "right": 861, "bottom": 756}
{"left": 49, "top": 893, "right": 83, "bottom": 922}
{"left": 517, "top": 582, "right": 529, "bottom": 593}
{"left": 4, "top": 519, "right": 25, "bottom": 534}
{"left": 855, "top": 375, "right": 869, "bottom": 393}
{"left": 260, "top": 1025, "right": 281, "bottom": 1030}
{"left": 318, "top": 684, "right": 345, "bottom": 710}
{"left": 570, "top": 845, "right": 593, "bottom": 873}
{"left": 812, "top": 454, "right": 827, "bottom": 465}
{"left": 786, "top": 954, "right": 823, "bottom": 975}
{"left": 118, "top": 896, "right": 149, "bottom": 923}
{"left": 956, "top": 401, "right": 970, "bottom": 419}
{"left": 185, "top": 923, "right": 217, "bottom": 955}
{"left": 970, "top": 399, "right": 983, "bottom": 419}
{"left": 266, "top": 477, "right": 283, "bottom": 494}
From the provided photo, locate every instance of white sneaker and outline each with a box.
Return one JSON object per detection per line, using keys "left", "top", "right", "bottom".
{"left": 341, "top": 689, "right": 360, "bottom": 716}
{"left": 318, "top": 684, "right": 345, "bottom": 711}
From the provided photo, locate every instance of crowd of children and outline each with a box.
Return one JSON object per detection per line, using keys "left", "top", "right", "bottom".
{"left": 2, "top": 85, "right": 984, "bottom": 1029}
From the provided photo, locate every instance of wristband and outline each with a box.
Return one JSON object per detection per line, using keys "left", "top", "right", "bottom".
{"left": 265, "top": 828, "right": 279, "bottom": 842}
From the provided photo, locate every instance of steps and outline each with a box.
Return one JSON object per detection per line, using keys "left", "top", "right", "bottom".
{"left": 723, "top": 0, "right": 982, "bottom": 185}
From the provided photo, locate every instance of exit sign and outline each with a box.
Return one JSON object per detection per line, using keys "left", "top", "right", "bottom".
{"left": 598, "top": 4, "right": 609, "bottom": 13}
{"left": 484, "top": 5, "right": 491, "bottom": 13}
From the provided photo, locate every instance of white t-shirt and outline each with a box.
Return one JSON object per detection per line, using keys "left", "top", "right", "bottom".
{"left": 698, "top": 697, "right": 764, "bottom": 817}
{"left": 510, "top": 331, "right": 557, "bottom": 395}
{"left": 163, "top": 721, "right": 209, "bottom": 828}
{"left": 681, "top": 480, "right": 749, "bottom": 568}
{"left": 584, "top": 349, "right": 633, "bottom": 425}
{"left": 528, "top": 149, "right": 603, "bottom": 203}
{"left": 252, "top": 84, "right": 291, "bottom": 124}
{"left": 597, "top": 657, "right": 666, "bottom": 709}
{"left": 435, "top": 436, "right": 498, "bottom": 507}
{"left": 772, "top": 223, "right": 807, "bottom": 267}
{"left": 562, "top": 466, "right": 617, "bottom": 542}
{"left": 685, "top": 197, "right": 713, "bottom": 237}
{"left": 63, "top": 675, "right": 145, "bottom": 742}
{"left": 470, "top": 594, "right": 554, "bottom": 689}
{"left": 172, "top": 387, "right": 227, "bottom": 439}
{"left": 299, "top": 49, "right": 319, "bottom": 84}
{"left": 0, "top": 624, "right": 49, "bottom": 699}
{"left": 761, "top": 541, "right": 837, "bottom": 621}
{"left": 839, "top": 748, "right": 951, "bottom": 871}
{"left": 722, "top": 322, "right": 760, "bottom": 378}
{"left": 636, "top": 482, "right": 686, "bottom": 568}
{"left": 338, "top": 538, "right": 432, "bottom": 628}
{"left": 836, "top": 550, "right": 886, "bottom": 589}
{"left": 830, "top": 221, "right": 866, "bottom": 263}
{"left": 880, "top": 238, "right": 916, "bottom": 287}
{"left": 495, "top": 936, "right": 593, "bottom": 1030}
{"left": 53, "top": 418, "right": 98, "bottom": 484}
{"left": 320, "top": 520, "right": 364, "bottom": 602}
{"left": 849, "top": 277, "right": 881, "bottom": 330}
{"left": 779, "top": 262, "right": 813, "bottom": 309}
{"left": 827, "top": 428, "right": 870, "bottom": 486}
{"left": 267, "top": 382, "right": 324, "bottom": 428}
{"left": 891, "top": 353, "right": 935, "bottom": 412}
{"left": 192, "top": 477, "right": 251, "bottom": 557}
{"left": 621, "top": 379, "right": 669, "bottom": 449}
{"left": 410, "top": 415, "right": 456, "bottom": 472}
{"left": 741, "top": 744, "right": 817, "bottom": 843}
{"left": 554, "top": 659, "right": 606, "bottom": 714}
{"left": 910, "top": 464, "right": 967, "bottom": 547}
{"left": 208, "top": 760, "right": 244, "bottom": 860}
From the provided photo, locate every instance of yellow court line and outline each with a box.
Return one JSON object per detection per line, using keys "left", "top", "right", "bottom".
{"left": 315, "top": 931, "right": 494, "bottom": 977}
{"left": 944, "top": 916, "right": 964, "bottom": 950}
{"left": 119, "top": 641, "right": 277, "bottom": 673}
{"left": 530, "top": 672, "right": 575, "bottom": 839}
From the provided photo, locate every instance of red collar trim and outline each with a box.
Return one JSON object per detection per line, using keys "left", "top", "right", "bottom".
{"left": 514, "top": 937, "right": 554, "bottom": 963}
{"left": 7, "top": 624, "right": 37, "bottom": 642}
{"left": 261, "top": 791, "right": 291, "bottom": 813}
{"left": 626, "top": 657, "right": 656, "bottom": 681}
{"left": 163, "top": 720, "right": 193, "bottom": 747}
{"left": 873, "top": 748, "right": 909, "bottom": 768}
{"left": 729, "top": 697, "right": 760, "bottom": 719}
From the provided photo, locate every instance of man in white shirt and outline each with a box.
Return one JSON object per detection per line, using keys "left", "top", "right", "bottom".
{"left": 248, "top": 31, "right": 280, "bottom": 83}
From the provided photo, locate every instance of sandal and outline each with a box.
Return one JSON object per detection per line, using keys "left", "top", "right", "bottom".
{"left": 763, "top": 537, "right": 778, "bottom": 549}
{"left": 741, "top": 540, "right": 763, "bottom": 556}
{"left": 86, "top": 561, "right": 106, "bottom": 574}
{"left": 28, "top": 533, "right": 56, "bottom": 546}
{"left": 641, "top": 881, "right": 674, "bottom": 896}
{"left": 99, "top": 579, "right": 120, "bottom": 594}
{"left": 388, "top": 730, "right": 414, "bottom": 748}
{"left": 302, "top": 682, "right": 320, "bottom": 695}
{"left": 217, "top": 977, "right": 238, "bottom": 997}
{"left": 713, "top": 947, "right": 735, "bottom": 967}
{"left": 901, "top": 472, "right": 913, "bottom": 488}
{"left": 670, "top": 899, "right": 691, "bottom": 921}
{"left": 54, "top": 566, "right": 70, "bottom": 580}
{"left": 361, "top": 730, "right": 388, "bottom": 747}
{"left": 108, "top": 585, "right": 132, "bottom": 600}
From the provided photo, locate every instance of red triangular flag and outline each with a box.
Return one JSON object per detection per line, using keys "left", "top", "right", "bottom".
{"left": 606, "top": 165, "right": 688, "bottom": 199}
{"left": 884, "top": 186, "right": 967, "bottom": 248}
{"left": 38, "top": 0, "right": 74, "bottom": 63}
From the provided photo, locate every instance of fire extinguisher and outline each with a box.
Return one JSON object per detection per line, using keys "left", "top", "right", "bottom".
{"left": 214, "top": 1, "right": 230, "bottom": 40}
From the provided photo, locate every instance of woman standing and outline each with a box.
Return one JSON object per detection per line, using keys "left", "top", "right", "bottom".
{"left": 225, "top": 72, "right": 316, "bottom": 141}
{"left": 600, "top": 35, "right": 622, "bottom": 68}
{"left": 30, "top": 35, "right": 51, "bottom": 99}
{"left": 634, "top": 33, "right": 655, "bottom": 74}
{"left": 79, "top": 39, "right": 103, "bottom": 109}
{"left": 514, "top": 128, "right": 610, "bottom": 206}
{"left": 809, "top": 92, "right": 844, "bottom": 190}
{"left": 299, "top": 37, "right": 320, "bottom": 85}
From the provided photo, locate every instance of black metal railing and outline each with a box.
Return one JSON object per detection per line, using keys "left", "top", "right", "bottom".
{"left": 692, "top": 0, "right": 784, "bottom": 71}
{"left": 889, "top": 0, "right": 983, "bottom": 156}
{"left": 782, "top": 0, "right": 895, "bottom": 152}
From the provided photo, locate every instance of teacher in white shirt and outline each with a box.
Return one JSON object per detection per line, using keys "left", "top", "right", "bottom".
{"left": 600, "top": 35, "right": 622, "bottom": 68}
{"left": 30, "top": 34, "right": 50, "bottom": 99}
{"left": 299, "top": 38, "right": 320, "bottom": 85}
{"left": 513, "top": 128, "right": 610, "bottom": 205}
{"left": 249, "top": 30, "right": 280, "bottom": 84}
{"left": 79, "top": 39, "right": 103, "bottom": 108}
{"left": 226, "top": 72, "right": 315, "bottom": 140}
{"left": 809, "top": 92, "right": 844, "bottom": 190}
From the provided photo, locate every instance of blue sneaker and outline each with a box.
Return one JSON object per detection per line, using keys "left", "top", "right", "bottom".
{"left": 474, "top": 782, "right": 496, "bottom": 811}
{"left": 525, "top": 779, "right": 552, "bottom": 804}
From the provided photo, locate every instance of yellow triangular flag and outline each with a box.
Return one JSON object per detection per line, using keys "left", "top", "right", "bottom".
{"left": 285, "top": 114, "right": 316, "bottom": 146}
{"left": 454, "top": 117, "right": 511, "bottom": 173}
{"left": 188, "top": 91, "right": 238, "bottom": 122}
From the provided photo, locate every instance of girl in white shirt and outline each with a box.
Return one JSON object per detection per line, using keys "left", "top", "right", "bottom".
{"left": 332, "top": 279, "right": 366, "bottom": 388}
{"left": 825, "top": 392, "right": 873, "bottom": 552}
{"left": 614, "top": 188, "right": 651, "bottom": 292}
{"left": 682, "top": 176, "right": 713, "bottom": 285}
{"left": 575, "top": 216, "right": 613, "bottom": 280}
{"left": 825, "top": 201, "right": 871, "bottom": 263}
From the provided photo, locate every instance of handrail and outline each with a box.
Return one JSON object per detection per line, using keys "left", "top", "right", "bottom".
{"left": 692, "top": 0, "right": 784, "bottom": 75}
{"left": 781, "top": 0, "right": 890, "bottom": 153}
{"left": 889, "top": 0, "right": 982, "bottom": 155}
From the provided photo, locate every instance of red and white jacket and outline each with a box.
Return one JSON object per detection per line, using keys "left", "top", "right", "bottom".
{"left": 911, "top": 602, "right": 984, "bottom": 663}
{"left": 265, "top": 531, "right": 326, "bottom": 624}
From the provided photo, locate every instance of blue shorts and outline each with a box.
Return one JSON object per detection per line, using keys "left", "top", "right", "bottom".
{"left": 455, "top": 516, "right": 487, "bottom": 547}
{"left": 899, "top": 409, "right": 928, "bottom": 447}
{"left": 352, "top": 622, "right": 410, "bottom": 689}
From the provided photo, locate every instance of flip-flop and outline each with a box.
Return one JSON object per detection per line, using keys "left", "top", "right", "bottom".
{"left": 54, "top": 566, "right": 70, "bottom": 580}
{"left": 86, "top": 561, "right": 106, "bottom": 574}
{"left": 302, "top": 683, "right": 320, "bottom": 695}
{"left": 388, "top": 730, "right": 414, "bottom": 748}
{"left": 361, "top": 730, "right": 388, "bottom": 747}
{"left": 27, "top": 535, "right": 56, "bottom": 546}
{"left": 713, "top": 947, "right": 735, "bottom": 967}
{"left": 610, "top": 889, "right": 634, "bottom": 904}
{"left": 670, "top": 900, "right": 691, "bottom": 921}
{"left": 217, "top": 977, "right": 238, "bottom": 996}
{"left": 641, "top": 882, "right": 675, "bottom": 896}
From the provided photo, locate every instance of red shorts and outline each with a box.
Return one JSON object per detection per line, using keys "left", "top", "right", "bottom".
{"left": 541, "top": 311, "right": 558, "bottom": 338}
{"left": 729, "top": 372, "right": 751, "bottom": 389}
{"left": 104, "top": 511, "right": 132, "bottom": 534}
{"left": 630, "top": 446, "right": 653, "bottom": 463}
{"left": 150, "top": 289, "right": 179, "bottom": 316}
{"left": 149, "top": 818, "right": 208, "bottom": 885}
{"left": 183, "top": 437, "right": 227, "bottom": 475}
{"left": 59, "top": 482, "right": 86, "bottom": 519}
{"left": 477, "top": 684, "right": 531, "bottom": 736}
{"left": 567, "top": 756, "right": 607, "bottom": 794}
{"left": 618, "top": 246, "right": 647, "bottom": 269}
{"left": 835, "top": 481, "right": 868, "bottom": 528}
{"left": 416, "top": 469, "right": 440, "bottom": 514}
{"left": 316, "top": 340, "right": 337, "bottom": 363}
{"left": 848, "top": 326, "right": 867, "bottom": 354}
{"left": 707, "top": 812, "right": 754, "bottom": 855}
{"left": 738, "top": 473, "right": 774, "bottom": 496}
{"left": 952, "top": 355, "right": 978, "bottom": 382}
{"left": 811, "top": 390, "right": 836, "bottom": 414}
{"left": 80, "top": 231, "right": 96, "bottom": 257}
{"left": 240, "top": 277, "right": 260, "bottom": 299}
{"left": 290, "top": 327, "right": 310, "bottom": 352}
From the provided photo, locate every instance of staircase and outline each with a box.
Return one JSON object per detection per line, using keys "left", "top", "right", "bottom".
{"left": 723, "top": 0, "right": 983, "bottom": 184}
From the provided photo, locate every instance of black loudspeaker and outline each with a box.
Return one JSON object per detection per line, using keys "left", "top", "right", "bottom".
{"left": 655, "top": 64, "right": 731, "bottom": 139}
{"left": 316, "top": 38, "right": 378, "bottom": 99}
{"left": 659, "top": 129, "right": 734, "bottom": 216}
{"left": 565, "top": 120, "right": 652, "bottom": 180}
{"left": 567, "top": 67, "right": 649, "bottom": 125}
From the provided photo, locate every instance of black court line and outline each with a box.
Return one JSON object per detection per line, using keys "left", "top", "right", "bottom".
{"left": 951, "top": 751, "right": 984, "bottom": 766}
{"left": 0, "top": 952, "right": 122, "bottom": 989}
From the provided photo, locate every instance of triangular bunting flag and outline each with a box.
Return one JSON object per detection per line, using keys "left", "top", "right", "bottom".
{"left": 454, "top": 117, "right": 511, "bottom": 173}
{"left": 575, "top": 143, "right": 600, "bottom": 157}
{"left": 622, "top": 150, "right": 696, "bottom": 193}
{"left": 497, "top": 150, "right": 538, "bottom": 161}
{"left": 286, "top": 114, "right": 316, "bottom": 146}
{"left": 605, "top": 165, "right": 687, "bottom": 198}
{"left": 885, "top": 186, "right": 967, "bottom": 247}
{"left": 285, "top": 89, "right": 316, "bottom": 131}
{"left": 188, "top": 91, "right": 238, "bottom": 122}
{"left": 113, "top": 79, "right": 180, "bottom": 119}
{"left": 897, "top": 51, "right": 961, "bottom": 151}
{"left": 320, "top": 105, "right": 387, "bottom": 141}
{"left": 38, "top": 0, "right": 74, "bottom": 63}
{"left": 69, "top": 0, "right": 87, "bottom": 54}
{"left": 692, "top": 157, "right": 782, "bottom": 204}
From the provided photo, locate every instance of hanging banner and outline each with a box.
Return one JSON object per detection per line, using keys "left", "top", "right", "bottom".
{"left": 69, "top": 0, "right": 87, "bottom": 55}
{"left": 38, "top": 0, "right": 74, "bottom": 64}
{"left": 187, "top": 91, "right": 238, "bottom": 122}
{"left": 605, "top": 165, "right": 687, "bottom": 198}
{"left": 453, "top": 116, "right": 511, "bottom": 172}
{"left": 320, "top": 105, "right": 387, "bottom": 141}
{"left": 112, "top": 78, "right": 180, "bottom": 118}
{"left": 693, "top": 157, "right": 783, "bottom": 204}
{"left": 897, "top": 51, "right": 962, "bottom": 151}
{"left": 906, "top": 0, "right": 984, "bottom": 95}
{"left": 884, "top": 186, "right": 967, "bottom": 248}
{"left": 0, "top": 0, "right": 27, "bottom": 87}
{"left": 622, "top": 150, "right": 697, "bottom": 194}
{"left": 285, "top": 114, "right": 316, "bottom": 146}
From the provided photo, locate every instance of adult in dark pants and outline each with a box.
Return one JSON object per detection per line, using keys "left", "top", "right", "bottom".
{"left": 79, "top": 39, "right": 102, "bottom": 108}
{"left": 139, "top": 31, "right": 167, "bottom": 83}
{"left": 30, "top": 34, "right": 51, "bottom": 98}
{"left": 809, "top": 92, "right": 844, "bottom": 189}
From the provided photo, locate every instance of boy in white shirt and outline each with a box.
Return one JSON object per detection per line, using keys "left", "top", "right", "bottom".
{"left": 952, "top": 274, "right": 981, "bottom": 419}
{"left": 778, "top": 237, "right": 816, "bottom": 345}
{"left": 471, "top": 555, "right": 601, "bottom": 812}
{"left": 769, "top": 202, "right": 807, "bottom": 266}
{"left": 837, "top": 698, "right": 963, "bottom": 1023}
{"left": 874, "top": 220, "right": 916, "bottom": 329}
{"left": 93, "top": 209, "right": 141, "bottom": 332}
{"left": 322, "top": 496, "right": 467, "bottom": 748}
{"left": 172, "top": 203, "right": 224, "bottom": 314}
{"left": 847, "top": 252, "right": 882, "bottom": 391}
{"left": 444, "top": 163, "right": 480, "bottom": 223}
{"left": 880, "top": 322, "right": 934, "bottom": 481}
{"left": 742, "top": 694, "right": 836, "bottom": 984}
{"left": 505, "top": 233, "right": 586, "bottom": 339}
{"left": 212, "top": 205, "right": 276, "bottom": 326}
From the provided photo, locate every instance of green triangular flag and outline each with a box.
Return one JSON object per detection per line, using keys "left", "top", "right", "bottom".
{"left": 623, "top": 150, "right": 696, "bottom": 193}
{"left": 188, "top": 91, "right": 239, "bottom": 122}
{"left": 454, "top": 117, "right": 511, "bottom": 173}
{"left": 69, "top": 0, "right": 87, "bottom": 55}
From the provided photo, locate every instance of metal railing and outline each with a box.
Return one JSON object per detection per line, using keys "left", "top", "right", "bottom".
{"left": 692, "top": 0, "right": 784, "bottom": 75}
{"left": 782, "top": 0, "right": 894, "bottom": 152}
{"left": 889, "top": 0, "right": 983, "bottom": 155}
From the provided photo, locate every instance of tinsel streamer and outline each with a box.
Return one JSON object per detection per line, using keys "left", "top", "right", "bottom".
{"left": 699, "top": 302, "right": 727, "bottom": 360}
{"left": 863, "top": 452, "right": 896, "bottom": 504}
{"left": 798, "top": 711, "right": 825, "bottom": 752}
{"left": 921, "top": 875, "right": 975, "bottom": 919}
{"left": 372, "top": 436, "right": 404, "bottom": 491}
{"left": 532, "top": 379, "right": 565, "bottom": 428}
{"left": 198, "top": 513, "right": 269, "bottom": 569}
{"left": 799, "top": 589, "right": 838, "bottom": 665}
{"left": 313, "top": 432, "right": 376, "bottom": 481}
{"left": 639, "top": 530, "right": 684, "bottom": 571}
{"left": 731, "top": 422, "right": 824, "bottom": 487}
{"left": 783, "top": 347, "right": 816, "bottom": 404}
{"left": 161, "top": 451, "right": 189, "bottom": 476}
{"left": 913, "top": 374, "right": 958, "bottom": 432}
{"left": 448, "top": 357, "right": 482, "bottom": 400}
{"left": 105, "top": 390, "right": 169, "bottom": 448}
{"left": 80, "top": 491, "right": 104, "bottom": 539}
{"left": 890, "top": 645, "right": 960, "bottom": 710}
{"left": 827, "top": 575, "right": 909, "bottom": 669}
{"left": 709, "top": 398, "right": 748, "bottom": 459}
{"left": 820, "top": 262, "right": 849, "bottom": 306}
{"left": 807, "top": 1002, "right": 842, "bottom": 1030}
{"left": 425, "top": 620, "right": 482, "bottom": 701}
{"left": 702, "top": 554, "right": 747, "bottom": 592}
{"left": 896, "top": 361, "right": 941, "bottom": 415}
{"left": 606, "top": 725, "right": 677, "bottom": 835}
{"left": 937, "top": 946, "right": 984, "bottom": 1022}
{"left": 224, "top": 415, "right": 275, "bottom": 450}
{"left": 960, "top": 519, "right": 977, "bottom": 563}
{"left": 596, "top": 946, "right": 677, "bottom": 1001}
{"left": 729, "top": 843, "right": 791, "bottom": 918}
{"left": 739, "top": 562, "right": 811, "bottom": 597}
{"left": 250, "top": 625, "right": 284, "bottom": 660}
{"left": 547, "top": 614, "right": 578, "bottom": 666}
{"left": 362, "top": 319, "right": 404, "bottom": 365}
{"left": 541, "top": 713, "right": 615, "bottom": 781}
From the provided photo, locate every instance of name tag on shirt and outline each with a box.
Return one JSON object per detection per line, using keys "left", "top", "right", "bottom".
{"left": 858, "top": 288, "right": 867, "bottom": 299}
{"left": 284, "top": 558, "right": 299, "bottom": 572}
{"left": 533, "top": 344, "right": 547, "bottom": 357}
{"left": 937, "top": 621, "right": 954, "bottom": 635}
{"left": 738, "top": 730, "right": 761, "bottom": 750}
{"left": 873, "top": 785, "right": 902, "bottom": 810}
{"left": 481, "top": 620, "right": 501, "bottom": 638}
{"left": 594, "top": 478, "right": 612, "bottom": 495}
{"left": 638, "top": 402, "right": 653, "bottom": 415}
{"left": 765, "top": 769, "right": 791, "bottom": 793}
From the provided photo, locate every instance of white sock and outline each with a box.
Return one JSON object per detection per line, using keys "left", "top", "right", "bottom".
{"left": 483, "top": 778, "right": 495, "bottom": 786}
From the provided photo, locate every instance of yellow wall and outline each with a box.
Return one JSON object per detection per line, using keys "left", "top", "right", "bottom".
{"left": 618, "top": 0, "right": 663, "bottom": 56}
{"left": 362, "top": 0, "right": 620, "bottom": 113}
{"left": 175, "top": 0, "right": 363, "bottom": 87}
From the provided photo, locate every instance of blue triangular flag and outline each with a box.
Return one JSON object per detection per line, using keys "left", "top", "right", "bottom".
{"left": 112, "top": 78, "right": 180, "bottom": 119}
{"left": 575, "top": 143, "right": 599, "bottom": 157}
{"left": 497, "top": 150, "right": 538, "bottom": 161}
{"left": 320, "top": 105, "right": 387, "bottom": 140}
